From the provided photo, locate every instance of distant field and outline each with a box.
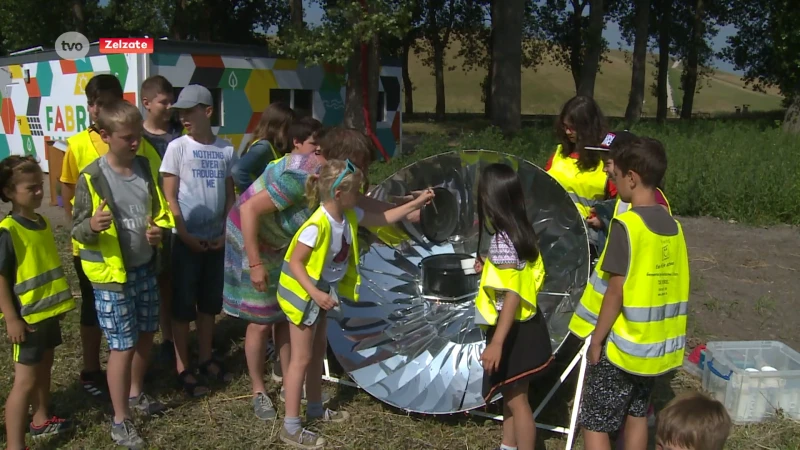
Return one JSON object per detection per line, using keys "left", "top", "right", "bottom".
{"left": 406, "top": 42, "right": 784, "bottom": 117}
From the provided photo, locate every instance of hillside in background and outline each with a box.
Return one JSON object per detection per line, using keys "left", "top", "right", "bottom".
{"left": 406, "top": 43, "right": 784, "bottom": 117}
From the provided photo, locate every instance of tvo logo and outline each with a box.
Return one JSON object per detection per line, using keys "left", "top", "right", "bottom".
{"left": 55, "top": 32, "right": 90, "bottom": 60}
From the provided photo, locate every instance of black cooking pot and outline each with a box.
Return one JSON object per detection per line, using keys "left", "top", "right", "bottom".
{"left": 419, "top": 187, "right": 459, "bottom": 244}
{"left": 419, "top": 253, "right": 479, "bottom": 299}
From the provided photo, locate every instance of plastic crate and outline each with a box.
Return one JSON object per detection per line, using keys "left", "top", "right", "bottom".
{"left": 702, "top": 341, "right": 800, "bottom": 424}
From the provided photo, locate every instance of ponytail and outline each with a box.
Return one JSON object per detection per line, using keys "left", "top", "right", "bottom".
{"left": 305, "top": 173, "right": 321, "bottom": 209}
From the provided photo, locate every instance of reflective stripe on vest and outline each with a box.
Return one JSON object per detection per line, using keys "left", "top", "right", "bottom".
{"left": 545, "top": 145, "right": 607, "bottom": 218}
{"left": 569, "top": 210, "right": 690, "bottom": 376}
{"left": 474, "top": 253, "right": 546, "bottom": 327}
{"left": 277, "top": 207, "right": 361, "bottom": 325}
{"left": 614, "top": 188, "right": 672, "bottom": 217}
{"left": 0, "top": 216, "right": 75, "bottom": 324}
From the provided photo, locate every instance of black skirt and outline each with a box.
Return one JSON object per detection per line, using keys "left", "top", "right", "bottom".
{"left": 481, "top": 311, "right": 554, "bottom": 402}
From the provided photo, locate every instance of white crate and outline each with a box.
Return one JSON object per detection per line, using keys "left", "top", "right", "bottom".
{"left": 702, "top": 341, "right": 800, "bottom": 425}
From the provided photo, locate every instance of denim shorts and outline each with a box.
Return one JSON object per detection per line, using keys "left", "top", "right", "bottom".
{"left": 94, "top": 264, "right": 160, "bottom": 351}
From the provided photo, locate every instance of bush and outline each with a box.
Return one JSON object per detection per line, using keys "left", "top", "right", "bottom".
{"left": 372, "top": 120, "right": 800, "bottom": 225}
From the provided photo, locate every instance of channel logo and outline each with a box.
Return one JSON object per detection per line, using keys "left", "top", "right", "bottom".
{"left": 55, "top": 31, "right": 90, "bottom": 60}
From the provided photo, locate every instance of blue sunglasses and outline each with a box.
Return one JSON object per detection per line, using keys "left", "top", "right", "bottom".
{"left": 330, "top": 159, "right": 357, "bottom": 198}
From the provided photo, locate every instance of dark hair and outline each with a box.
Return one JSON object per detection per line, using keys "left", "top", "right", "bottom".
{"left": 556, "top": 96, "right": 609, "bottom": 171}
{"left": 140, "top": 75, "right": 174, "bottom": 101}
{"left": 246, "top": 102, "right": 296, "bottom": 155}
{"left": 289, "top": 116, "right": 323, "bottom": 145}
{"left": 85, "top": 74, "right": 123, "bottom": 106}
{"left": 656, "top": 392, "right": 731, "bottom": 450}
{"left": 319, "top": 127, "right": 375, "bottom": 172}
{"left": 476, "top": 163, "right": 540, "bottom": 263}
{"left": 0, "top": 155, "right": 42, "bottom": 203}
{"left": 610, "top": 137, "right": 667, "bottom": 188}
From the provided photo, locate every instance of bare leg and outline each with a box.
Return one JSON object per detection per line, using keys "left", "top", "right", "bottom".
{"left": 130, "top": 332, "right": 155, "bottom": 398}
{"left": 245, "top": 322, "right": 271, "bottom": 394}
{"left": 284, "top": 322, "right": 315, "bottom": 419}
{"left": 107, "top": 349, "right": 135, "bottom": 423}
{"left": 501, "top": 399, "right": 516, "bottom": 448}
{"left": 158, "top": 273, "right": 173, "bottom": 342}
{"left": 583, "top": 430, "right": 612, "bottom": 450}
{"left": 504, "top": 382, "right": 535, "bottom": 450}
{"left": 621, "top": 416, "right": 648, "bottom": 450}
{"left": 81, "top": 325, "right": 102, "bottom": 372}
{"left": 6, "top": 362, "right": 37, "bottom": 449}
{"left": 305, "top": 312, "right": 327, "bottom": 404}
{"left": 196, "top": 313, "right": 216, "bottom": 369}
{"left": 276, "top": 321, "right": 291, "bottom": 379}
{"left": 31, "top": 349, "right": 55, "bottom": 426}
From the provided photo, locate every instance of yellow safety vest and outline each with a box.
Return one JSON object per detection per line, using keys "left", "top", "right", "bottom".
{"left": 0, "top": 216, "right": 75, "bottom": 324}
{"left": 75, "top": 157, "right": 175, "bottom": 287}
{"left": 614, "top": 188, "right": 671, "bottom": 217}
{"left": 277, "top": 207, "right": 361, "bottom": 325}
{"left": 474, "top": 254, "right": 546, "bottom": 329}
{"left": 546, "top": 145, "right": 607, "bottom": 218}
{"left": 568, "top": 210, "right": 690, "bottom": 376}
{"left": 67, "top": 130, "right": 170, "bottom": 252}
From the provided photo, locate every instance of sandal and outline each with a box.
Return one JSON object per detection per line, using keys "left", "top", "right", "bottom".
{"left": 177, "top": 370, "right": 209, "bottom": 398}
{"left": 199, "top": 358, "right": 233, "bottom": 383}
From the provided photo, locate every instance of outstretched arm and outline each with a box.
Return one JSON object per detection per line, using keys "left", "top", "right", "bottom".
{"left": 358, "top": 189, "right": 434, "bottom": 228}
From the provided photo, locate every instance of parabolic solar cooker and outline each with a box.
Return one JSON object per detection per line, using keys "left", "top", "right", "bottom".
{"left": 326, "top": 150, "right": 591, "bottom": 414}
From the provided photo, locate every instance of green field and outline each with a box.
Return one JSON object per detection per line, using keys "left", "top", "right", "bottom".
{"left": 406, "top": 42, "right": 784, "bottom": 116}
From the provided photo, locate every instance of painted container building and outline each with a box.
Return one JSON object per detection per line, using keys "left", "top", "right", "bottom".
{"left": 0, "top": 40, "right": 403, "bottom": 172}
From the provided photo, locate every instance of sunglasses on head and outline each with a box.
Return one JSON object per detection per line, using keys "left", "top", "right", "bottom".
{"left": 331, "top": 159, "right": 357, "bottom": 198}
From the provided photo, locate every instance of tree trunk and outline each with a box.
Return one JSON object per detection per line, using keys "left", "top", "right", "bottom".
{"left": 433, "top": 42, "right": 446, "bottom": 120}
{"left": 290, "top": 0, "right": 304, "bottom": 28}
{"left": 367, "top": 34, "right": 380, "bottom": 131}
{"left": 569, "top": 2, "right": 584, "bottom": 93}
{"left": 577, "top": 0, "right": 604, "bottom": 97}
{"left": 680, "top": 0, "right": 704, "bottom": 120}
{"left": 170, "top": 0, "right": 188, "bottom": 40}
{"left": 401, "top": 38, "right": 414, "bottom": 115}
{"left": 490, "top": 0, "right": 524, "bottom": 133}
{"left": 656, "top": 0, "right": 671, "bottom": 123}
{"left": 72, "top": 0, "right": 86, "bottom": 34}
{"left": 783, "top": 95, "right": 800, "bottom": 133}
{"left": 345, "top": 46, "right": 366, "bottom": 130}
{"left": 484, "top": 0, "right": 496, "bottom": 119}
{"left": 624, "top": 0, "right": 650, "bottom": 124}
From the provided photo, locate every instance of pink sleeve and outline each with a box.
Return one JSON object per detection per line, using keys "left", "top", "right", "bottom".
{"left": 655, "top": 189, "right": 668, "bottom": 207}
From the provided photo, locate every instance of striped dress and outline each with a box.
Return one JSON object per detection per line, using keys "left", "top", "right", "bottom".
{"left": 222, "top": 154, "right": 323, "bottom": 324}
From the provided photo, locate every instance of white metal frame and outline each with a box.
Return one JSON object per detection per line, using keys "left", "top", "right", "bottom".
{"left": 320, "top": 337, "right": 591, "bottom": 450}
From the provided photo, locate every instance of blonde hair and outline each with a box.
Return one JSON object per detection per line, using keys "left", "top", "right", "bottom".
{"left": 305, "top": 160, "right": 363, "bottom": 208}
{"left": 95, "top": 99, "right": 143, "bottom": 134}
{"left": 656, "top": 392, "right": 732, "bottom": 450}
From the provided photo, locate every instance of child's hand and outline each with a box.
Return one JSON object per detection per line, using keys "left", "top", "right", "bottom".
{"left": 207, "top": 235, "right": 225, "bottom": 251}
{"left": 311, "top": 289, "right": 338, "bottom": 310}
{"left": 250, "top": 263, "right": 268, "bottom": 292}
{"left": 412, "top": 188, "right": 435, "bottom": 208}
{"left": 90, "top": 199, "right": 113, "bottom": 232}
{"left": 480, "top": 341, "right": 502, "bottom": 375}
{"left": 586, "top": 215, "right": 602, "bottom": 229}
{"left": 474, "top": 258, "right": 483, "bottom": 274}
{"left": 6, "top": 317, "right": 33, "bottom": 344}
{"left": 145, "top": 217, "right": 162, "bottom": 246}
{"left": 180, "top": 233, "right": 207, "bottom": 253}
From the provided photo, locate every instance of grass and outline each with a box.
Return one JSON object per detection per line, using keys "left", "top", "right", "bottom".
{"left": 406, "top": 41, "right": 784, "bottom": 116}
{"left": 2, "top": 227, "right": 798, "bottom": 450}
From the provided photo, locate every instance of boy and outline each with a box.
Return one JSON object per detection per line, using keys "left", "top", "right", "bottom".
{"left": 0, "top": 156, "right": 77, "bottom": 450}
{"left": 656, "top": 392, "right": 731, "bottom": 450}
{"left": 160, "top": 85, "right": 237, "bottom": 396}
{"left": 72, "top": 100, "right": 174, "bottom": 449}
{"left": 140, "top": 75, "right": 183, "bottom": 363}
{"left": 568, "top": 137, "right": 690, "bottom": 450}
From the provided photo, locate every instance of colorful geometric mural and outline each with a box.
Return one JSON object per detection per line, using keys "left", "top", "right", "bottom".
{"left": 0, "top": 42, "right": 403, "bottom": 172}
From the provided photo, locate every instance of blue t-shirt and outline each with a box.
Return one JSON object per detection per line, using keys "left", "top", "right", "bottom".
{"left": 160, "top": 135, "right": 238, "bottom": 240}
{"left": 231, "top": 139, "right": 279, "bottom": 193}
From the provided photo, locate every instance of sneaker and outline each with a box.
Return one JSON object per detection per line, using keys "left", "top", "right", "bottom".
{"left": 129, "top": 393, "right": 166, "bottom": 416}
{"left": 314, "top": 408, "right": 349, "bottom": 424}
{"left": 30, "top": 415, "right": 74, "bottom": 438}
{"left": 253, "top": 392, "right": 277, "bottom": 420}
{"left": 280, "top": 386, "right": 332, "bottom": 405}
{"left": 279, "top": 427, "right": 325, "bottom": 449}
{"left": 111, "top": 418, "right": 145, "bottom": 450}
{"left": 80, "top": 370, "right": 109, "bottom": 399}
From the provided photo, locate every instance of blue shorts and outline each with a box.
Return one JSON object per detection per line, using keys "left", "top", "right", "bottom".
{"left": 94, "top": 265, "right": 160, "bottom": 351}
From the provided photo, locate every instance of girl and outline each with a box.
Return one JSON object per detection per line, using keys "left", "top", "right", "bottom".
{"left": 473, "top": 163, "right": 554, "bottom": 450}
{"left": 231, "top": 102, "right": 296, "bottom": 193}
{"left": 0, "top": 156, "right": 77, "bottom": 450}
{"left": 277, "top": 160, "right": 433, "bottom": 449}
{"left": 546, "top": 96, "right": 616, "bottom": 255}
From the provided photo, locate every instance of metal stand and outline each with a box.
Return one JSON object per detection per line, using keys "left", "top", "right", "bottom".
{"left": 320, "top": 337, "right": 592, "bottom": 450}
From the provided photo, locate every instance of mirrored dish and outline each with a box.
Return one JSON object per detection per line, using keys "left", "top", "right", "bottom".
{"left": 327, "top": 150, "right": 591, "bottom": 414}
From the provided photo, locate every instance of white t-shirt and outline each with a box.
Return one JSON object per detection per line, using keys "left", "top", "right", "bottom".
{"left": 160, "top": 135, "right": 238, "bottom": 240}
{"left": 297, "top": 206, "right": 365, "bottom": 284}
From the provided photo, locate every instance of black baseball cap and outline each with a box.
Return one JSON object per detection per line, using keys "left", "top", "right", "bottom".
{"left": 584, "top": 130, "right": 638, "bottom": 152}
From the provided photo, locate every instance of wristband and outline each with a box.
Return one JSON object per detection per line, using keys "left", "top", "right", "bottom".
{"left": 249, "top": 262, "right": 263, "bottom": 268}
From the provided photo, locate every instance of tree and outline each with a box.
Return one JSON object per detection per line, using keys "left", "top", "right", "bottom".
{"left": 490, "top": 0, "right": 524, "bottom": 132}
{"left": 577, "top": 0, "right": 605, "bottom": 97}
{"left": 623, "top": 0, "right": 650, "bottom": 125}
{"left": 722, "top": 0, "right": 800, "bottom": 132}
{"left": 415, "top": 0, "right": 459, "bottom": 119}
{"left": 0, "top": 0, "right": 89, "bottom": 52}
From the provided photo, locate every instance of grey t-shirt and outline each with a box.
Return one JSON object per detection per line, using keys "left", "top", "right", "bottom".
{"left": 0, "top": 213, "right": 48, "bottom": 314}
{"left": 601, "top": 205, "right": 678, "bottom": 276}
{"left": 99, "top": 156, "right": 154, "bottom": 269}
{"left": 143, "top": 123, "right": 183, "bottom": 159}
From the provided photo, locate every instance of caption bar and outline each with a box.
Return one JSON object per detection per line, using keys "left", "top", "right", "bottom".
{"left": 99, "top": 38, "right": 154, "bottom": 54}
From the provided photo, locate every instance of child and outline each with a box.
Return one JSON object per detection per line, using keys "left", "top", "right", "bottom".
{"left": 656, "top": 392, "right": 731, "bottom": 450}
{"left": 473, "top": 163, "right": 554, "bottom": 450}
{"left": 0, "top": 156, "right": 77, "bottom": 450}
{"left": 546, "top": 96, "right": 616, "bottom": 255}
{"left": 277, "top": 160, "right": 433, "bottom": 448}
{"left": 232, "top": 102, "right": 296, "bottom": 193}
{"left": 568, "top": 137, "right": 690, "bottom": 450}
{"left": 140, "top": 74, "right": 183, "bottom": 365}
{"left": 161, "top": 84, "right": 238, "bottom": 397}
{"left": 72, "top": 100, "right": 174, "bottom": 449}
{"left": 61, "top": 73, "right": 164, "bottom": 399}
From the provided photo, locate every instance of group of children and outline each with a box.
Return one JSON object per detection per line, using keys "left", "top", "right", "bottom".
{"left": 0, "top": 75, "right": 732, "bottom": 450}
